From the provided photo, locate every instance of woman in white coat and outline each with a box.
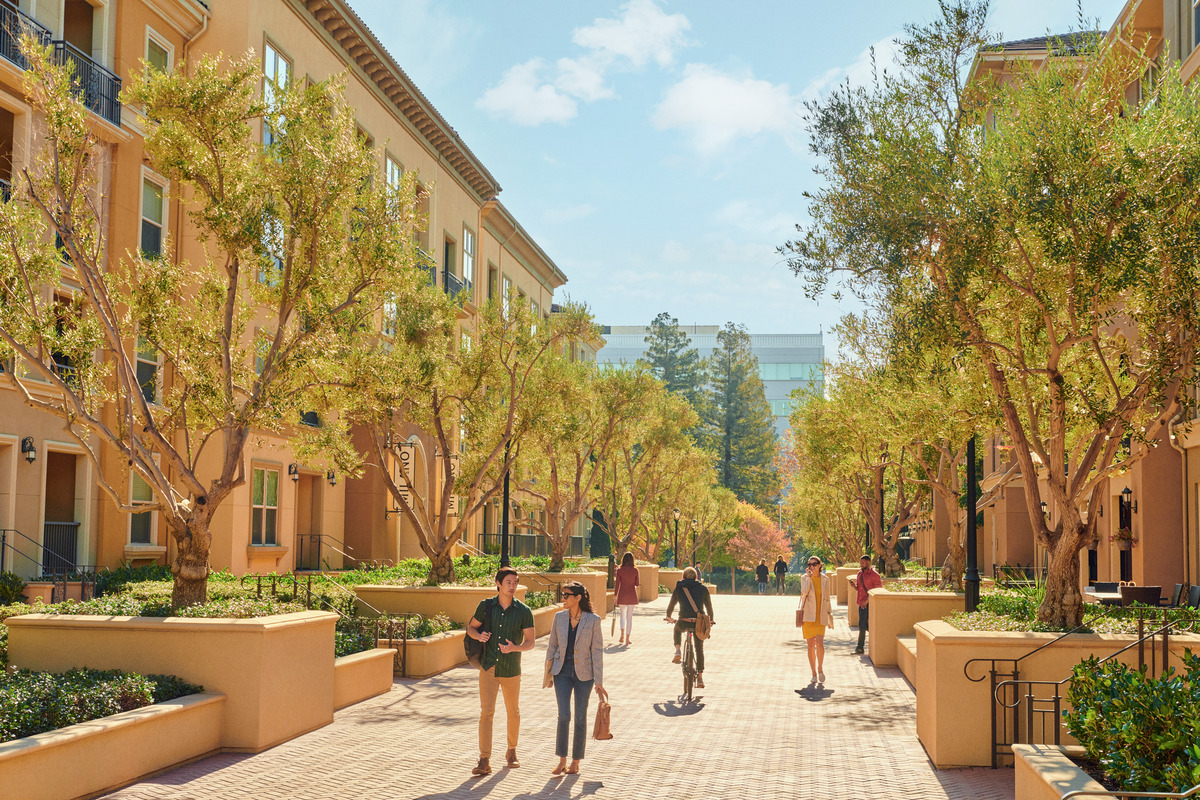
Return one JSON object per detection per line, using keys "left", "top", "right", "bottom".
{"left": 545, "top": 581, "right": 608, "bottom": 776}
{"left": 798, "top": 556, "right": 834, "bottom": 683}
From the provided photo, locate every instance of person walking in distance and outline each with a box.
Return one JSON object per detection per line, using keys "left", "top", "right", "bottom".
{"left": 756, "top": 559, "right": 770, "bottom": 594}
{"left": 614, "top": 552, "right": 640, "bottom": 645}
{"left": 664, "top": 566, "right": 714, "bottom": 688}
{"left": 798, "top": 556, "right": 833, "bottom": 684}
{"left": 848, "top": 554, "right": 882, "bottom": 655}
{"left": 774, "top": 555, "right": 789, "bottom": 594}
{"left": 466, "top": 567, "right": 535, "bottom": 776}
{"left": 545, "top": 582, "right": 608, "bottom": 776}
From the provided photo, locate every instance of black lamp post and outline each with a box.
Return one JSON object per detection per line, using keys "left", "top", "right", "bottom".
{"left": 672, "top": 507, "right": 680, "bottom": 568}
{"left": 965, "top": 435, "right": 980, "bottom": 612}
{"left": 690, "top": 518, "right": 697, "bottom": 567}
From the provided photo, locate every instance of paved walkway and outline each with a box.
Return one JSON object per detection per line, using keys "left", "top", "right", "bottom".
{"left": 104, "top": 595, "right": 1013, "bottom": 800}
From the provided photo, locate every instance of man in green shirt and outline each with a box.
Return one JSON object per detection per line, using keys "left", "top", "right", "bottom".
{"left": 467, "top": 566, "right": 535, "bottom": 777}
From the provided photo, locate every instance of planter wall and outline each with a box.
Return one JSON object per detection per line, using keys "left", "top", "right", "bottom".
{"left": 533, "top": 605, "right": 558, "bottom": 637}
{"left": 835, "top": 567, "right": 857, "bottom": 605}
{"left": 659, "top": 569, "right": 684, "bottom": 594}
{"left": 403, "top": 629, "right": 468, "bottom": 678}
{"left": 22, "top": 582, "right": 88, "bottom": 604}
{"left": 913, "top": 620, "right": 1200, "bottom": 768}
{"left": 0, "top": 692, "right": 224, "bottom": 800}
{"left": 353, "top": 585, "right": 527, "bottom": 625}
{"left": 333, "top": 649, "right": 395, "bottom": 710}
{"left": 868, "top": 588, "right": 966, "bottom": 667}
{"left": 1013, "top": 744, "right": 1106, "bottom": 800}
{"left": 6, "top": 611, "right": 337, "bottom": 753}
{"left": 635, "top": 564, "right": 660, "bottom": 602}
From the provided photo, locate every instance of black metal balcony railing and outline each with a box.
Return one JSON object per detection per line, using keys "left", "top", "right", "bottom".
{"left": 0, "top": 2, "right": 51, "bottom": 71}
{"left": 52, "top": 40, "right": 121, "bottom": 127}
{"left": 442, "top": 269, "right": 464, "bottom": 298}
{"left": 415, "top": 248, "right": 437, "bottom": 286}
{"left": 0, "top": 178, "right": 10, "bottom": 202}
{"left": 42, "top": 520, "right": 80, "bottom": 574}
{"left": 479, "top": 532, "right": 587, "bottom": 558}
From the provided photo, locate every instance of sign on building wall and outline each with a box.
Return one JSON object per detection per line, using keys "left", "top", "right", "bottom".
{"left": 393, "top": 441, "right": 414, "bottom": 508}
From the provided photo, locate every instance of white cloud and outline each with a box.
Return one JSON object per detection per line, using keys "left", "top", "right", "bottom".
{"left": 799, "top": 36, "right": 903, "bottom": 103}
{"left": 476, "top": 59, "right": 578, "bottom": 126}
{"left": 660, "top": 240, "right": 690, "bottom": 264}
{"left": 545, "top": 204, "right": 597, "bottom": 224}
{"left": 652, "top": 64, "right": 800, "bottom": 155}
{"left": 571, "top": 0, "right": 691, "bottom": 68}
{"left": 478, "top": 0, "right": 692, "bottom": 126}
{"left": 713, "top": 200, "right": 797, "bottom": 240}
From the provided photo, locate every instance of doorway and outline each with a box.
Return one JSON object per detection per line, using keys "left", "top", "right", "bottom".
{"left": 43, "top": 450, "right": 79, "bottom": 573}
{"left": 294, "top": 474, "right": 323, "bottom": 570}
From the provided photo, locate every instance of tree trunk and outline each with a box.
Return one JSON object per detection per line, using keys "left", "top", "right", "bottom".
{"left": 940, "top": 517, "right": 965, "bottom": 591}
{"left": 427, "top": 551, "right": 456, "bottom": 585}
{"left": 548, "top": 548, "right": 566, "bottom": 572}
{"left": 1037, "top": 537, "right": 1084, "bottom": 627}
{"left": 731, "top": 566, "right": 736, "bottom": 593}
{"left": 170, "top": 521, "right": 212, "bottom": 609}
{"left": 881, "top": 548, "right": 903, "bottom": 576}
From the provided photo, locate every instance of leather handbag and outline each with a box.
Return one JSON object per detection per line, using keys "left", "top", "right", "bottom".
{"left": 682, "top": 587, "right": 712, "bottom": 640}
{"left": 795, "top": 608, "right": 803, "bottom": 628}
{"left": 464, "top": 597, "right": 494, "bottom": 669}
{"left": 592, "top": 701, "right": 613, "bottom": 740}
{"left": 542, "top": 658, "right": 554, "bottom": 688}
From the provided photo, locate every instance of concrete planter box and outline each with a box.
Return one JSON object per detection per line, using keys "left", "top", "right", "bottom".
{"left": 353, "top": 585, "right": 527, "bottom": 625}
{"left": 868, "top": 588, "right": 965, "bottom": 667}
{"left": 659, "top": 569, "right": 684, "bottom": 594}
{"left": 1013, "top": 744, "right": 1107, "bottom": 800}
{"left": 403, "top": 629, "right": 468, "bottom": 678}
{"left": 913, "top": 620, "right": 1200, "bottom": 768}
{"left": 0, "top": 692, "right": 225, "bottom": 800}
{"left": 6, "top": 611, "right": 337, "bottom": 753}
{"left": 533, "top": 604, "right": 558, "bottom": 637}
{"left": 835, "top": 567, "right": 857, "bottom": 605}
{"left": 333, "top": 648, "right": 395, "bottom": 709}
{"left": 635, "top": 564, "right": 660, "bottom": 602}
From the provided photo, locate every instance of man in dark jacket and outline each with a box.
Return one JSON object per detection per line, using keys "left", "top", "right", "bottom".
{"left": 756, "top": 560, "right": 770, "bottom": 594}
{"left": 665, "top": 567, "right": 714, "bottom": 687}
{"left": 774, "top": 556, "right": 789, "bottom": 594}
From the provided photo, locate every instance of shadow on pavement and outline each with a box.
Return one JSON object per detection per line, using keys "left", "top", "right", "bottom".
{"left": 795, "top": 685, "right": 835, "bottom": 701}
{"left": 653, "top": 700, "right": 705, "bottom": 716}
{"left": 412, "top": 776, "right": 605, "bottom": 800}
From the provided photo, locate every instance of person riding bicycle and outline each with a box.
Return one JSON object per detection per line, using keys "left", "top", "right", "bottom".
{"left": 664, "top": 566, "right": 714, "bottom": 688}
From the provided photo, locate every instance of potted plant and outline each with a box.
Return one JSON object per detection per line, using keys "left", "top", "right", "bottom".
{"left": 1112, "top": 526, "right": 1136, "bottom": 551}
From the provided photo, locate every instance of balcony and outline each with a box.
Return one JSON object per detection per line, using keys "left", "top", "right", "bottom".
{"left": 0, "top": 179, "right": 9, "bottom": 202}
{"left": 52, "top": 40, "right": 121, "bottom": 127}
{"left": 415, "top": 248, "right": 437, "bottom": 286}
{"left": 0, "top": 2, "right": 51, "bottom": 71}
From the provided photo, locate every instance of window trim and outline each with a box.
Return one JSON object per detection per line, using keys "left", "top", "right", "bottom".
{"left": 128, "top": 470, "right": 156, "bottom": 546}
{"left": 139, "top": 167, "right": 168, "bottom": 259}
{"left": 461, "top": 226, "right": 475, "bottom": 291}
{"left": 144, "top": 25, "right": 173, "bottom": 73}
{"left": 385, "top": 154, "right": 403, "bottom": 188}
{"left": 262, "top": 37, "right": 292, "bottom": 147}
{"left": 251, "top": 464, "right": 281, "bottom": 546}
{"left": 135, "top": 335, "right": 161, "bottom": 405}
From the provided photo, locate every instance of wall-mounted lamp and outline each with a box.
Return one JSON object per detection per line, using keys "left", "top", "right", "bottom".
{"left": 1121, "top": 486, "right": 1137, "bottom": 513}
{"left": 326, "top": 470, "right": 337, "bottom": 487}
{"left": 288, "top": 464, "right": 300, "bottom": 483}
{"left": 20, "top": 436, "right": 36, "bottom": 464}
{"left": 1040, "top": 501, "right": 1049, "bottom": 519}
{"left": 1099, "top": 504, "right": 1103, "bottom": 517}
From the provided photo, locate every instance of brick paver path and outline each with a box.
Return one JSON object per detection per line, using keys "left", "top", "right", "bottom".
{"left": 104, "top": 595, "right": 1013, "bottom": 800}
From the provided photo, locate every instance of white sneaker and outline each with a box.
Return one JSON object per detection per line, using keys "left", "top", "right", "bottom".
{"left": 818, "top": 671, "right": 826, "bottom": 683}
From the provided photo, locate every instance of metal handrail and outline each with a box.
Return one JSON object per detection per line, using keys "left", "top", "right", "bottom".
{"left": 51, "top": 39, "right": 121, "bottom": 126}
{"left": 0, "top": 526, "right": 79, "bottom": 576}
{"left": 0, "top": 2, "right": 51, "bottom": 70}
{"left": 295, "top": 533, "right": 356, "bottom": 572}
{"left": 989, "top": 609, "right": 1200, "bottom": 768}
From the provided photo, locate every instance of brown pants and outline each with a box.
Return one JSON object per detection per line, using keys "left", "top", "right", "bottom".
{"left": 479, "top": 666, "right": 521, "bottom": 758}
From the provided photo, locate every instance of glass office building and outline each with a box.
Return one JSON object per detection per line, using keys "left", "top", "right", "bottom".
{"left": 597, "top": 325, "right": 825, "bottom": 437}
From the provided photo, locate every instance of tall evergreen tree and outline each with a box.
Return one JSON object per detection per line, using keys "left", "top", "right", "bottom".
{"left": 703, "top": 323, "right": 779, "bottom": 507}
{"left": 639, "top": 312, "right": 706, "bottom": 406}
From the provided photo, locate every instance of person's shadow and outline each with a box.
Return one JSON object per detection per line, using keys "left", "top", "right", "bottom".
{"left": 412, "top": 776, "right": 604, "bottom": 799}
{"left": 795, "top": 684, "right": 834, "bottom": 702}
{"left": 653, "top": 699, "right": 705, "bottom": 716}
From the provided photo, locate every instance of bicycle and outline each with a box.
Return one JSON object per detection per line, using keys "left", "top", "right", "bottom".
{"left": 665, "top": 615, "right": 704, "bottom": 702}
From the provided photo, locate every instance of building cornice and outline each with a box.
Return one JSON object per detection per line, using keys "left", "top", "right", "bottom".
{"left": 481, "top": 200, "right": 567, "bottom": 291}
{"left": 294, "top": 0, "right": 500, "bottom": 203}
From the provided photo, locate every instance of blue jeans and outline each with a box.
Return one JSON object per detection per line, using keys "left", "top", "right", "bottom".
{"left": 758, "top": 581, "right": 767, "bottom": 594}
{"left": 553, "top": 663, "right": 594, "bottom": 759}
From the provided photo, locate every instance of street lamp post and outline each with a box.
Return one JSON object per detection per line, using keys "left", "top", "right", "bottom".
{"left": 691, "top": 518, "right": 698, "bottom": 568}
{"left": 672, "top": 507, "right": 680, "bottom": 569}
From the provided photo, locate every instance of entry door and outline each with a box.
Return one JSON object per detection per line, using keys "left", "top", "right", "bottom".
{"left": 43, "top": 451, "right": 78, "bottom": 573}
{"left": 295, "top": 475, "right": 323, "bottom": 570}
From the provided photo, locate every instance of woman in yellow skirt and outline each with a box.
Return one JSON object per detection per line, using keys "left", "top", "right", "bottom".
{"left": 798, "top": 556, "right": 834, "bottom": 683}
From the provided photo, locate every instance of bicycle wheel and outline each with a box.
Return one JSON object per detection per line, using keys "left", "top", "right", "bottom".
{"left": 682, "top": 634, "right": 695, "bottom": 701}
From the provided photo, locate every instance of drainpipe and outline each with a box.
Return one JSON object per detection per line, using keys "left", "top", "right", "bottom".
{"left": 1167, "top": 411, "right": 1190, "bottom": 587}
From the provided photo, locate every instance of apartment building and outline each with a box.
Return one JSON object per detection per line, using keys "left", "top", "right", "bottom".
{"left": 912, "top": 0, "right": 1199, "bottom": 593}
{"left": 0, "top": 0, "right": 571, "bottom": 578}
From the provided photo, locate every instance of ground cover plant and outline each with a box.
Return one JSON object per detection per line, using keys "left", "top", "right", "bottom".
{"left": 0, "top": 667, "right": 202, "bottom": 742}
{"left": 944, "top": 590, "right": 1195, "bottom": 634}
{"left": 323, "top": 555, "right": 588, "bottom": 587}
{"left": 1064, "top": 652, "right": 1200, "bottom": 792}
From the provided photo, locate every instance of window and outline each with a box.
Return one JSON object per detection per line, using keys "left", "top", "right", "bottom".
{"left": 444, "top": 236, "right": 456, "bottom": 277}
{"left": 531, "top": 301, "right": 538, "bottom": 334}
{"left": 259, "top": 216, "right": 283, "bottom": 285}
{"left": 136, "top": 336, "right": 160, "bottom": 403}
{"left": 487, "top": 264, "right": 498, "bottom": 301}
{"left": 255, "top": 330, "right": 272, "bottom": 375}
{"left": 140, "top": 177, "right": 165, "bottom": 258}
{"left": 462, "top": 227, "right": 475, "bottom": 290}
{"left": 262, "top": 41, "right": 290, "bottom": 147}
{"left": 251, "top": 467, "right": 279, "bottom": 545}
{"left": 299, "top": 411, "right": 321, "bottom": 427}
{"left": 129, "top": 472, "right": 154, "bottom": 544}
{"left": 145, "top": 31, "right": 171, "bottom": 73}
{"left": 386, "top": 156, "right": 403, "bottom": 188}
{"left": 502, "top": 276, "right": 512, "bottom": 315}
{"left": 382, "top": 296, "right": 398, "bottom": 339}
{"left": 1194, "top": 0, "right": 1200, "bottom": 52}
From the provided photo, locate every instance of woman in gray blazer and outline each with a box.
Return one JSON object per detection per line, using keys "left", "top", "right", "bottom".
{"left": 545, "top": 581, "right": 608, "bottom": 775}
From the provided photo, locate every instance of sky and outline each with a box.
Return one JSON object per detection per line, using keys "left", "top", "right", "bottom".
{"left": 350, "top": 0, "right": 1128, "bottom": 350}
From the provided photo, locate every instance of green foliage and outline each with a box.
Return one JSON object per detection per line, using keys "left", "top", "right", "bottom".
{"left": 323, "top": 556, "right": 580, "bottom": 588}
{"left": 0, "top": 667, "right": 202, "bottom": 743}
{"left": 639, "top": 312, "right": 707, "bottom": 413}
{"left": 1064, "top": 652, "right": 1200, "bottom": 793}
{"left": 0, "top": 572, "right": 25, "bottom": 605}
{"left": 523, "top": 591, "right": 554, "bottom": 611}
{"left": 93, "top": 564, "right": 174, "bottom": 596}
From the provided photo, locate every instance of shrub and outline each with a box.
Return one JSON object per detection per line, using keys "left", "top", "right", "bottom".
{"left": 0, "top": 572, "right": 25, "bottom": 605}
{"left": 0, "top": 667, "right": 202, "bottom": 743}
{"left": 1064, "top": 652, "right": 1200, "bottom": 793}
{"left": 524, "top": 591, "right": 555, "bottom": 610}
{"left": 93, "top": 564, "right": 174, "bottom": 596}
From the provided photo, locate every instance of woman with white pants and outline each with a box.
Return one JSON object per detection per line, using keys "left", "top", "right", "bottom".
{"left": 613, "top": 552, "right": 640, "bottom": 645}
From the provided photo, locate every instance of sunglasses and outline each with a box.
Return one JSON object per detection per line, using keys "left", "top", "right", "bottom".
{"left": 562, "top": 592, "right": 578, "bottom": 598}
{"left": 808, "top": 562, "right": 821, "bottom": 566}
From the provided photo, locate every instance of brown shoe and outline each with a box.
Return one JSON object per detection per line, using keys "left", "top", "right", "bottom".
{"left": 671, "top": 653, "right": 681, "bottom": 664}
{"left": 471, "top": 758, "right": 491, "bottom": 776}
{"left": 506, "top": 748, "right": 520, "bottom": 768}
{"left": 696, "top": 675, "right": 705, "bottom": 688}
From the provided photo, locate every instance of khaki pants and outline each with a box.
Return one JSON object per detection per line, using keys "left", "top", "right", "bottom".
{"left": 478, "top": 666, "right": 521, "bottom": 758}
